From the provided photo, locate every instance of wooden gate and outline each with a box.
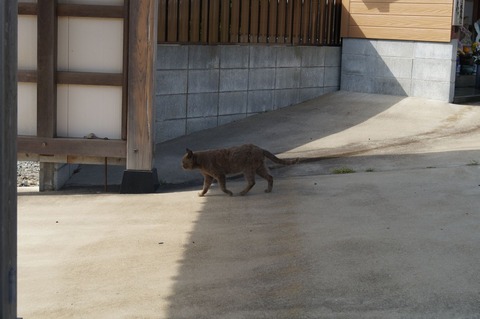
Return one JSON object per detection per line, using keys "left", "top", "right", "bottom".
{"left": 17, "top": 0, "right": 158, "bottom": 192}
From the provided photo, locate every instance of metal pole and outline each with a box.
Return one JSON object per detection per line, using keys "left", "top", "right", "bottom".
{"left": 0, "top": 0, "right": 18, "bottom": 318}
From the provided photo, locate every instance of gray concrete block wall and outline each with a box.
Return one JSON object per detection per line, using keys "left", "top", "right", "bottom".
{"left": 341, "top": 38, "right": 456, "bottom": 102}
{"left": 155, "top": 44, "right": 341, "bottom": 143}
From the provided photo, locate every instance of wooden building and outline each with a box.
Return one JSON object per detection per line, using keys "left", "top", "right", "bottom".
{"left": 341, "top": 0, "right": 454, "bottom": 42}
{"left": 341, "top": 0, "right": 480, "bottom": 103}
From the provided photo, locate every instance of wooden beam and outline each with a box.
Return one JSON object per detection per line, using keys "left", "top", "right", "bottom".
{"left": 1, "top": 0, "right": 18, "bottom": 317}
{"left": 37, "top": 0, "right": 57, "bottom": 192}
{"left": 126, "top": 0, "right": 157, "bottom": 171}
{"left": 17, "top": 70, "right": 36, "bottom": 83}
{"left": 18, "top": 153, "right": 126, "bottom": 166}
{"left": 18, "top": 3, "right": 125, "bottom": 18}
{"left": 37, "top": 1, "right": 57, "bottom": 138}
{"left": 57, "top": 4, "right": 124, "bottom": 18}
{"left": 18, "top": 2, "right": 37, "bottom": 15}
{"left": 57, "top": 71, "right": 123, "bottom": 86}
{"left": 122, "top": 0, "right": 130, "bottom": 140}
{"left": 17, "top": 70, "right": 123, "bottom": 86}
{"left": 17, "top": 136, "right": 127, "bottom": 158}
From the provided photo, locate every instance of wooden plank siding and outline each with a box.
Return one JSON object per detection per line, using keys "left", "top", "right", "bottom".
{"left": 341, "top": 0, "right": 454, "bottom": 43}
{"left": 158, "top": 0, "right": 343, "bottom": 46}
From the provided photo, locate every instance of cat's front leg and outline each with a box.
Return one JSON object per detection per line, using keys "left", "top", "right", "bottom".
{"left": 199, "top": 174, "right": 214, "bottom": 197}
{"left": 239, "top": 171, "right": 255, "bottom": 196}
{"left": 217, "top": 175, "right": 233, "bottom": 196}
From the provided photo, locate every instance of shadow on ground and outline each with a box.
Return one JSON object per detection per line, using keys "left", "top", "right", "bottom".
{"left": 164, "top": 156, "right": 480, "bottom": 318}
{"left": 20, "top": 91, "right": 480, "bottom": 318}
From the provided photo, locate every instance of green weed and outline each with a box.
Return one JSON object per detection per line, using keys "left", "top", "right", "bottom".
{"left": 332, "top": 167, "right": 356, "bottom": 174}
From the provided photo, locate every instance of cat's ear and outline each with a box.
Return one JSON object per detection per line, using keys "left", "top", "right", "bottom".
{"left": 186, "top": 148, "right": 193, "bottom": 158}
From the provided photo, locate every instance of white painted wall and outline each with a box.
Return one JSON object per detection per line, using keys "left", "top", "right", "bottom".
{"left": 17, "top": 83, "right": 37, "bottom": 136}
{"left": 18, "top": 14, "right": 37, "bottom": 136}
{"left": 57, "top": 16, "right": 124, "bottom": 139}
{"left": 57, "top": 85, "right": 122, "bottom": 138}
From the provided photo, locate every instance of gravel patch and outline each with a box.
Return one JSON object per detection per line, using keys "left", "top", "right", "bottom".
{"left": 17, "top": 161, "right": 39, "bottom": 187}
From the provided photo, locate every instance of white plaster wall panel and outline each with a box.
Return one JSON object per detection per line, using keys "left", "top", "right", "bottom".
{"left": 57, "top": 15, "right": 124, "bottom": 139}
{"left": 58, "top": 85, "right": 122, "bottom": 139}
{"left": 18, "top": 83, "right": 37, "bottom": 136}
{"left": 57, "top": 17, "right": 123, "bottom": 72}
{"left": 56, "top": 85, "right": 69, "bottom": 137}
{"left": 57, "top": 17, "right": 69, "bottom": 71}
{"left": 18, "top": 14, "right": 37, "bottom": 137}
{"left": 18, "top": 15, "right": 37, "bottom": 70}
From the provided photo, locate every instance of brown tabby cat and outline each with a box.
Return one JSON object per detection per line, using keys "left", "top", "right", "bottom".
{"left": 182, "top": 144, "right": 298, "bottom": 196}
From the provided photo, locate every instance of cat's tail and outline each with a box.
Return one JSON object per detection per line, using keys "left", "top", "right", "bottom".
{"left": 263, "top": 150, "right": 299, "bottom": 165}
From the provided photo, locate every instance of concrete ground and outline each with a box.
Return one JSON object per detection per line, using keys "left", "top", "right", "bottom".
{"left": 18, "top": 91, "right": 480, "bottom": 318}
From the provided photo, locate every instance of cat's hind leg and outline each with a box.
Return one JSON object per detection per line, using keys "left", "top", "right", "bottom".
{"left": 217, "top": 174, "right": 233, "bottom": 196}
{"left": 199, "top": 174, "right": 214, "bottom": 197}
{"left": 256, "top": 165, "right": 273, "bottom": 193}
{"left": 239, "top": 171, "right": 256, "bottom": 196}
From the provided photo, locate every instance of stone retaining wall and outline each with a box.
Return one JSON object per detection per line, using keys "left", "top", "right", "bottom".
{"left": 341, "top": 38, "right": 456, "bottom": 102}
{"left": 155, "top": 44, "right": 341, "bottom": 143}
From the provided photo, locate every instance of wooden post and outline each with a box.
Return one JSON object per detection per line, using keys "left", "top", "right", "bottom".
{"left": 121, "top": 0, "right": 159, "bottom": 193}
{"left": 37, "top": 1, "right": 58, "bottom": 191}
{"left": 0, "top": 0, "right": 18, "bottom": 317}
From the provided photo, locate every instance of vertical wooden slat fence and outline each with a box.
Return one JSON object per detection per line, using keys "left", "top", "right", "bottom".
{"left": 158, "top": 0, "right": 167, "bottom": 42}
{"left": 240, "top": 0, "right": 250, "bottom": 43}
{"left": 276, "top": 0, "right": 286, "bottom": 43}
{"left": 249, "top": 1, "right": 259, "bottom": 43}
{"left": 178, "top": 0, "right": 189, "bottom": 41}
{"left": 268, "top": 0, "right": 277, "bottom": 43}
{"left": 190, "top": 0, "right": 200, "bottom": 42}
{"left": 230, "top": 0, "right": 240, "bottom": 42}
{"left": 259, "top": 0, "right": 269, "bottom": 43}
{"left": 157, "top": 0, "right": 342, "bottom": 45}
{"left": 292, "top": 0, "right": 301, "bottom": 43}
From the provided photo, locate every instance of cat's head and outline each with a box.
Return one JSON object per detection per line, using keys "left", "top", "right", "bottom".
{"left": 181, "top": 148, "right": 195, "bottom": 170}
